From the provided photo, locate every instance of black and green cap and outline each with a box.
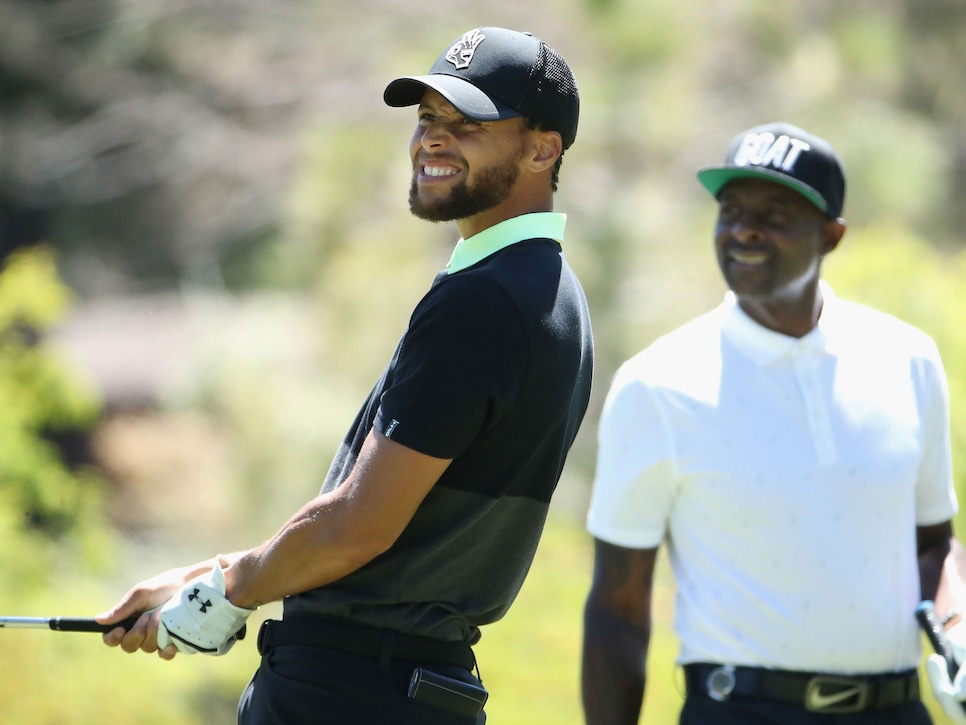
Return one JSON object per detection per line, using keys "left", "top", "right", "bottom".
{"left": 383, "top": 27, "right": 580, "bottom": 149}
{"left": 697, "top": 122, "right": 846, "bottom": 218}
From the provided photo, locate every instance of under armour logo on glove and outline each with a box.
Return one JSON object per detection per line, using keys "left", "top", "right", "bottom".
{"left": 156, "top": 560, "right": 255, "bottom": 656}
{"left": 187, "top": 588, "right": 212, "bottom": 613}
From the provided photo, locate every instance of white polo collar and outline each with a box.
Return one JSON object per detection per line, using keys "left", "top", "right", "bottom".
{"left": 721, "top": 282, "right": 837, "bottom": 366}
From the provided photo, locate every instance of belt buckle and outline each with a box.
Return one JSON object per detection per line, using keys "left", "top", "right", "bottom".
{"left": 804, "top": 675, "right": 870, "bottom": 713}
{"left": 706, "top": 665, "right": 736, "bottom": 702}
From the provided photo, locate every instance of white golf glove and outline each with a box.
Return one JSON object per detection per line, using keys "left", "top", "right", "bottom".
{"left": 925, "top": 621, "right": 966, "bottom": 724}
{"left": 157, "top": 560, "right": 254, "bottom": 656}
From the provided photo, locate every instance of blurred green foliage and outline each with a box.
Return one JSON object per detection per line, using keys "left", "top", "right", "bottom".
{"left": 0, "top": 246, "right": 263, "bottom": 723}
{"left": 0, "top": 247, "right": 112, "bottom": 590}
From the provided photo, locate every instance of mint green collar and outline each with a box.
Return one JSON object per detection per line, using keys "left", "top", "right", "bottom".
{"left": 446, "top": 212, "right": 566, "bottom": 274}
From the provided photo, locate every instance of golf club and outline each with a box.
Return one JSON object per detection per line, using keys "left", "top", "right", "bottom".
{"left": 917, "top": 600, "right": 957, "bottom": 679}
{"left": 0, "top": 615, "right": 141, "bottom": 633}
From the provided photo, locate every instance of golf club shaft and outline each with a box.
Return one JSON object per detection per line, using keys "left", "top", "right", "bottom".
{"left": 0, "top": 615, "right": 141, "bottom": 632}
{"left": 916, "top": 600, "right": 958, "bottom": 679}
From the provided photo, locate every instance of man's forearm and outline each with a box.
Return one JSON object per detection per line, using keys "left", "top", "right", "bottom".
{"left": 582, "top": 610, "right": 649, "bottom": 725}
{"left": 917, "top": 523, "right": 966, "bottom": 615}
{"left": 224, "top": 431, "right": 451, "bottom": 610}
{"left": 931, "top": 537, "right": 966, "bottom": 619}
{"left": 223, "top": 496, "right": 387, "bottom": 609}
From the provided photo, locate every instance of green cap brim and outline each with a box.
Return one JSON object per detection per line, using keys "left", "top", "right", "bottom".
{"left": 696, "top": 166, "right": 829, "bottom": 215}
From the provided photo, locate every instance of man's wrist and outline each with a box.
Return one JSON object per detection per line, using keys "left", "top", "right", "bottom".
{"left": 158, "top": 561, "right": 254, "bottom": 655}
{"left": 223, "top": 553, "right": 260, "bottom": 610}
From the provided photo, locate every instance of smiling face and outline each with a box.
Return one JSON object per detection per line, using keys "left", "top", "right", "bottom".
{"left": 714, "top": 178, "right": 845, "bottom": 336}
{"left": 407, "top": 90, "right": 540, "bottom": 233}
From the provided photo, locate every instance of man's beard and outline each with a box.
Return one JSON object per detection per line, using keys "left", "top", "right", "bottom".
{"left": 409, "top": 152, "right": 522, "bottom": 222}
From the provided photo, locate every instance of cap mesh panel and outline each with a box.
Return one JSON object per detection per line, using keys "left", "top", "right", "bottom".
{"left": 522, "top": 44, "right": 579, "bottom": 148}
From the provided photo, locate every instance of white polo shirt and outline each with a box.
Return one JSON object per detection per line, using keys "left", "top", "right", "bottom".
{"left": 587, "top": 285, "right": 956, "bottom": 674}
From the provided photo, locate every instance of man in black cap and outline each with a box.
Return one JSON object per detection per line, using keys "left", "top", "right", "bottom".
{"left": 97, "top": 27, "right": 592, "bottom": 724}
{"left": 582, "top": 122, "right": 966, "bottom": 724}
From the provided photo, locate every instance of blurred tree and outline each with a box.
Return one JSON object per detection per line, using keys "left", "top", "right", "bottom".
{"left": 0, "top": 245, "right": 110, "bottom": 591}
{"left": 1, "top": 0, "right": 962, "bottom": 302}
{"left": 0, "top": 0, "right": 306, "bottom": 294}
{"left": 898, "top": 0, "right": 966, "bottom": 239}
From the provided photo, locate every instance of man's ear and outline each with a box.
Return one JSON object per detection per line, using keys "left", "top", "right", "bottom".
{"left": 822, "top": 217, "right": 847, "bottom": 256}
{"left": 526, "top": 130, "right": 563, "bottom": 174}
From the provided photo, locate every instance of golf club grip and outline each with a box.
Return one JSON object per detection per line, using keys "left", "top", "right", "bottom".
{"left": 49, "top": 615, "right": 142, "bottom": 633}
{"left": 916, "top": 600, "right": 957, "bottom": 679}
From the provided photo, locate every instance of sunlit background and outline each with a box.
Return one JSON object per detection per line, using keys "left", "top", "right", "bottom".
{"left": 1, "top": 1, "right": 964, "bottom": 722}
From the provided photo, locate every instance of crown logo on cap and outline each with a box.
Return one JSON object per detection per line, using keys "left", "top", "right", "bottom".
{"left": 445, "top": 29, "right": 486, "bottom": 70}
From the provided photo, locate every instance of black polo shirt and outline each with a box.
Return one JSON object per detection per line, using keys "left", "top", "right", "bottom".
{"left": 285, "top": 213, "right": 594, "bottom": 644}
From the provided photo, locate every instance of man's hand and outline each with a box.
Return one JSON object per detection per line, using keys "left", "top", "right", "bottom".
{"left": 97, "top": 560, "right": 219, "bottom": 658}
{"left": 157, "top": 561, "right": 255, "bottom": 656}
{"left": 925, "top": 621, "right": 966, "bottom": 724}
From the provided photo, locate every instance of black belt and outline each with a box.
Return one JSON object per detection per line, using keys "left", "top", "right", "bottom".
{"left": 257, "top": 616, "right": 476, "bottom": 671}
{"left": 684, "top": 663, "right": 920, "bottom": 714}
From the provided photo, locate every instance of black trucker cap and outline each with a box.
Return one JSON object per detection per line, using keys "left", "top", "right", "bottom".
{"left": 384, "top": 27, "right": 580, "bottom": 149}
{"left": 697, "top": 122, "right": 846, "bottom": 218}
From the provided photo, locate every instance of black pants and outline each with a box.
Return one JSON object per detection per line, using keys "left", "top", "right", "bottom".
{"left": 679, "top": 695, "right": 933, "bottom": 725}
{"left": 237, "top": 644, "right": 486, "bottom": 725}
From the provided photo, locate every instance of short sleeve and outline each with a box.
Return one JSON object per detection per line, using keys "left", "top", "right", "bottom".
{"left": 914, "top": 340, "right": 958, "bottom": 525}
{"left": 585, "top": 363, "right": 677, "bottom": 549}
{"left": 376, "top": 275, "right": 527, "bottom": 459}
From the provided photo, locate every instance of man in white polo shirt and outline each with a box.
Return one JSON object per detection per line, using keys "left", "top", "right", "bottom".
{"left": 581, "top": 122, "right": 966, "bottom": 724}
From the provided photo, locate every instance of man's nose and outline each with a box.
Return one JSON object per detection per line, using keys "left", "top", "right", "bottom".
{"left": 728, "top": 212, "right": 765, "bottom": 243}
{"left": 418, "top": 121, "right": 452, "bottom": 151}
